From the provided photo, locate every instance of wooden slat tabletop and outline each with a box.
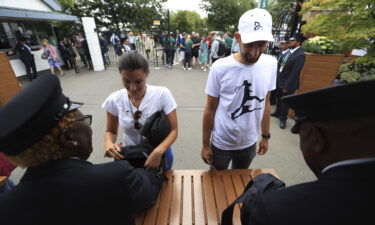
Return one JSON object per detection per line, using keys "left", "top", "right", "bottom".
{"left": 136, "top": 169, "right": 279, "bottom": 225}
{"left": 0, "top": 176, "right": 8, "bottom": 188}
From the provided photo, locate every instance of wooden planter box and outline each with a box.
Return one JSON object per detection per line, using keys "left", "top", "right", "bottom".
{"left": 0, "top": 53, "right": 21, "bottom": 107}
{"left": 289, "top": 53, "right": 344, "bottom": 118}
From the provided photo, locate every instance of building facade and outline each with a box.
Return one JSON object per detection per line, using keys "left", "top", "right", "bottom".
{"left": 0, "top": 0, "right": 77, "bottom": 77}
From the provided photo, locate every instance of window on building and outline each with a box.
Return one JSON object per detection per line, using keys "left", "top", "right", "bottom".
{"left": 0, "top": 22, "right": 11, "bottom": 50}
{"left": 22, "top": 23, "right": 39, "bottom": 46}
{"left": 8, "top": 22, "right": 39, "bottom": 46}
{"left": 34, "top": 23, "right": 57, "bottom": 46}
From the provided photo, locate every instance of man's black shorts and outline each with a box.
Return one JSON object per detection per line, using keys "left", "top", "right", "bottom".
{"left": 192, "top": 50, "right": 199, "bottom": 57}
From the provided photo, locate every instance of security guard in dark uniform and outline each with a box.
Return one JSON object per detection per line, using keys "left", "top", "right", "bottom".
{"left": 247, "top": 80, "right": 375, "bottom": 225}
{"left": 275, "top": 33, "right": 306, "bottom": 131}
{"left": 8, "top": 37, "right": 39, "bottom": 81}
{"left": 0, "top": 75, "right": 162, "bottom": 225}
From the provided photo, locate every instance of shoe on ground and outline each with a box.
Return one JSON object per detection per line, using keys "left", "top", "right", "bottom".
{"left": 271, "top": 112, "right": 279, "bottom": 118}
{"left": 188, "top": 67, "right": 192, "bottom": 70}
{"left": 291, "top": 123, "right": 300, "bottom": 134}
{"left": 183, "top": 67, "right": 187, "bottom": 70}
{"left": 279, "top": 120, "right": 286, "bottom": 129}
{"left": 203, "top": 68, "right": 206, "bottom": 72}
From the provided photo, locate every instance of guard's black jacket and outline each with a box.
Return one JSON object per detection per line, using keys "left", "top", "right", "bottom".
{"left": 248, "top": 162, "right": 375, "bottom": 225}
{"left": 277, "top": 47, "right": 306, "bottom": 92}
{"left": 0, "top": 158, "right": 162, "bottom": 225}
{"left": 12, "top": 43, "right": 39, "bottom": 62}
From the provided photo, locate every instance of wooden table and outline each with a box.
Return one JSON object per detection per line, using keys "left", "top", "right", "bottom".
{"left": 0, "top": 176, "right": 8, "bottom": 188}
{"left": 136, "top": 169, "right": 279, "bottom": 225}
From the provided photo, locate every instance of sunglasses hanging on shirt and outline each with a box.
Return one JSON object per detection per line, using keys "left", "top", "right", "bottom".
{"left": 128, "top": 97, "right": 143, "bottom": 130}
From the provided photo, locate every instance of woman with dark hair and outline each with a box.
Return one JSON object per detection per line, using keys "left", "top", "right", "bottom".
{"left": 102, "top": 52, "right": 178, "bottom": 170}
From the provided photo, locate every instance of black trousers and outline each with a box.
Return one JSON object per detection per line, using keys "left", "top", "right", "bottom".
{"left": 130, "top": 43, "right": 136, "bottom": 51}
{"left": 145, "top": 49, "right": 151, "bottom": 59}
{"left": 224, "top": 47, "right": 231, "bottom": 57}
{"left": 166, "top": 49, "right": 175, "bottom": 66}
{"left": 22, "top": 55, "right": 38, "bottom": 79}
{"left": 184, "top": 50, "right": 192, "bottom": 68}
{"left": 276, "top": 88, "right": 294, "bottom": 121}
{"left": 62, "top": 56, "right": 71, "bottom": 69}
{"left": 211, "top": 144, "right": 256, "bottom": 170}
{"left": 270, "top": 89, "right": 277, "bottom": 105}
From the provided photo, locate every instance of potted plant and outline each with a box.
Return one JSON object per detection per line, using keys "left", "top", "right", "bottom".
{"left": 296, "top": 36, "right": 344, "bottom": 94}
{"left": 287, "top": 36, "right": 345, "bottom": 118}
{"left": 339, "top": 56, "right": 375, "bottom": 83}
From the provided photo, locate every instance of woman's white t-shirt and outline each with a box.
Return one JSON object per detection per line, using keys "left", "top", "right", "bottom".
{"left": 102, "top": 85, "right": 177, "bottom": 146}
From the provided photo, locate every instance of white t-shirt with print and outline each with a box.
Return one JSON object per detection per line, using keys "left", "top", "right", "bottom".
{"left": 205, "top": 54, "right": 277, "bottom": 150}
{"left": 101, "top": 85, "right": 177, "bottom": 146}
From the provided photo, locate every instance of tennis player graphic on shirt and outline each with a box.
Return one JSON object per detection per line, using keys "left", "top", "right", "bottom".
{"left": 231, "top": 80, "right": 264, "bottom": 120}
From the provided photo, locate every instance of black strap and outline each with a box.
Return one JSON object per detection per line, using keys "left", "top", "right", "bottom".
{"left": 221, "top": 174, "right": 283, "bottom": 225}
{"left": 221, "top": 180, "right": 254, "bottom": 225}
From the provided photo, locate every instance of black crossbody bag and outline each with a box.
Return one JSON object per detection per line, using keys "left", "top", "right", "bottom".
{"left": 141, "top": 110, "right": 171, "bottom": 147}
{"left": 117, "top": 110, "right": 171, "bottom": 170}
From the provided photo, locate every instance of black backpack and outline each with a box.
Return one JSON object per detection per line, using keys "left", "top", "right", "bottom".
{"left": 221, "top": 173, "right": 285, "bottom": 225}
{"left": 216, "top": 39, "right": 226, "bottom": 56}
{"left": 141, "top": 111, "right": 171, "bottom": 147}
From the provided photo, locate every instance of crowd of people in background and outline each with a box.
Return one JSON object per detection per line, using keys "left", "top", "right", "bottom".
{"left": 105, "top": 29, "right": 242, "bottom": 72}
{"left": 7, "top": 33, "right": 97, "bottom": 80}
{"left": 7, "top": 25, "right": 306, "bottom": 138}
{"left": 7, "top": 25, "right": 306, "bottom": 83}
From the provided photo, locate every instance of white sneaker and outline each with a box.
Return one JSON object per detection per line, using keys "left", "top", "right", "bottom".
{"left": 203, "top": 68, "right": 206, "bottom": 72}
{"left": 183, "top": 67, "right": 187, "bottom": 70}
{"left": 188, "top": 67, "right": 192, "bottom": 70}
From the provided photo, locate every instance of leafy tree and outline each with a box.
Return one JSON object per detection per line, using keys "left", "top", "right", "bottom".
{"left": 170, "top": 10, "right": 206, "bottom": 34}
{"left": 201, "top": 0, "right": 257, "bottom": 32}
{"left": 57, "top": 0, "right": 76, "bottom": 10}
{"left": 268, "top": 0, "right": 295, "bottom": 36}
{"left": 301, "top": 0, "right": 375, "bottom": 56}
{"left": 56, "top": 0, "right": 166, "bottom": 34}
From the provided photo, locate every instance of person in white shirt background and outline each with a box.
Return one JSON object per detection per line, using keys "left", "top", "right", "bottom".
{"left": 201, "top": 8, "right": 277, "bottom": 170}
{"left": 210, "top": 33, "right": 221, "bottom": 64}
{"left": 128, "top": 32, "right": 136, "bottom": 51}
{"left": 102, "top": 52, "right": 178, "bottom": 170}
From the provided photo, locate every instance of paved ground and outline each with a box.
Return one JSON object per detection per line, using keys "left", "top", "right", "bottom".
{"left": 11, "top": 64, "right": 316, "bottom": 186}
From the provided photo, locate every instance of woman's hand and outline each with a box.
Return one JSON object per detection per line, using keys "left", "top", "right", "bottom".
{"left": 144, "top": 150, "right": 163, "bottom": 169}
{"left": 104, "top": 143, "right": 124, "bottom": 160}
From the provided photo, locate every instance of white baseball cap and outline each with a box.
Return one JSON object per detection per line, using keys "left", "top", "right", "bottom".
{"left": 238, "top": 8, "right": 274, "bottom": 44}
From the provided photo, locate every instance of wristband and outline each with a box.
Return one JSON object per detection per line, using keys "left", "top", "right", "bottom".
{"left": 261, "top": 134, "right": 271, "bottom": 139}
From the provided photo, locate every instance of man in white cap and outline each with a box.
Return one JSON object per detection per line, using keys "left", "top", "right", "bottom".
{"left": 201, "top": 8, "right": 277, "bottom": 169}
